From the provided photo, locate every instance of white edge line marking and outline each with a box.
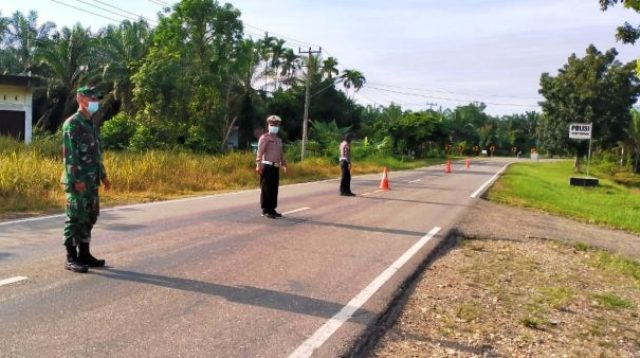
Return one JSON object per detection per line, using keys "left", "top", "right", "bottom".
{"left": 288, "top": 226, "right": 442, "bottom": 358}
{"left": 408, "top": 179, "right": 421, "bottom": 183}
{"left": 470, "top": 163, "right": 511, "bottom": 198}
{"left": 0, "top": 276, "right": 28, "bottom": 287}
{"left": 283, "top": 207, "right": 311, "bottom": 215}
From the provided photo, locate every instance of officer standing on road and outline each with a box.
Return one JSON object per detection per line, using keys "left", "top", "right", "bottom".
{"left": 256, "top": 115, "right": 288, "bottom": 218}
{"left": 339, "top": 133, "right": 356, "bottom": 196}
{"left": 61, "top": 86, "right": 111, "bottom": 273}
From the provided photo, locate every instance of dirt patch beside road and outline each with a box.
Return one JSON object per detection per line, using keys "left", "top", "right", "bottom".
{"left": 371, "top": 200, "right": 640, "bottom": 357}
{"left": 457, "top": 200, "right": 640, "bottom": 258}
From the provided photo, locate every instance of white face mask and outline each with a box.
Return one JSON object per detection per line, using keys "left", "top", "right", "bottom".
{"left": 87, "top": 101, "right": 100, "bottom": 114}
{"left": 268, "top": 125, "right": 279, "bottom": 135}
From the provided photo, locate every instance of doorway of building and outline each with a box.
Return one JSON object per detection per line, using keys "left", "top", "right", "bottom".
{"left": 0, "top": 110, "right": 25, "bottom": 140}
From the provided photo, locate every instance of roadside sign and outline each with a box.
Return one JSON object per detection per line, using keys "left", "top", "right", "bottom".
{"left": 569, "top": 123, "right": 592, "bottom": 139}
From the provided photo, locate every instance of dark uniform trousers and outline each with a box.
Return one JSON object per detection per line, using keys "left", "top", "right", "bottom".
{"left": 260, "top": 164, "right": 280, "bottom": 213}
{"left": 340, "top": 159, "right": 351, "bottom": 194}
{"left": 63, "top": 187, "right": 99, "bottom": 246}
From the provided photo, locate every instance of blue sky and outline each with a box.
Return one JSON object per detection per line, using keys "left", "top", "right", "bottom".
{"left": 2, "top": 0, "right": 639, "bottom": 115}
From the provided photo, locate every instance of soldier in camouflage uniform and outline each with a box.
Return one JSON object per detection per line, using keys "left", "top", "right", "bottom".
{"left": 61, "top": 86, "right": 111, "bottom": 273}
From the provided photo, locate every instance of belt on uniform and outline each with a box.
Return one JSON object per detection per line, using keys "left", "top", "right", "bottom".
{"left": 262, "top": 160, "right": 280, "bottom": 167}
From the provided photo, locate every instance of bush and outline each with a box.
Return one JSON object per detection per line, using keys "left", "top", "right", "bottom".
{"left": 129, "top": 125, "right": 157, "bottom": 151}
{"left": 101, "top": 113, "right": 138, "bottom": 150}
{"left": 426, "top": 147, "right": 445, "bottom": 158}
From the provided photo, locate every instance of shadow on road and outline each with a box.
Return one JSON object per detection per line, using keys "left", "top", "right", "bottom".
{"left": 94, "top": 268, "right": 374, "bottom": 323}
{"left": 0, "top": 252, "right": 13, "bottom": 261}
{"left": 282, "top": 217, "right": 425, "bottom": 237}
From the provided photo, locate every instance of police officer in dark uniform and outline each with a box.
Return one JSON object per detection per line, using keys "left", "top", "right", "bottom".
{"left": 256, "top": 115, "right": 288, "bottom": 218}
{"left": 339, "top": 133, "right": 356, "bottom": 196}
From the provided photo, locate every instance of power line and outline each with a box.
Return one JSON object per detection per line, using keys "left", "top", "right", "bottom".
{"left": 366, "top": 82, "right": 541, "bottom": 101}
{"left": 148, "top": 0, "right": 170, "bottom": 7}
{"left": 243, "top": 24, "right": 320, "bottom": 49}
{"left": 49, "top": 0, "right": 124, "bottom": 23}
{"left": 89, "top": 0, "right": 157, "bottom": 24}
{"left": 364, "top": 85, "right": 539, "bottom": 108}
{"left": 73, "top": 0, "right": 140, "bottom": 23}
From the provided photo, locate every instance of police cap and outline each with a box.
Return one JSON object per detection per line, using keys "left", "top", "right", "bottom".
{"left": 266, "top": 115, "right": 282, "bottom": 124}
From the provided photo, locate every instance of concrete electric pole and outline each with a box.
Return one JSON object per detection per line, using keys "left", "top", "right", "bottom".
{"left": 298, "top": 47, "right": 322, "bottom": 160}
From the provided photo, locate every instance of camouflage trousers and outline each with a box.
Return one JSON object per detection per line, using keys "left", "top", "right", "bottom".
{"left": 63, "top": 187, "right": 100, "bottom": 246}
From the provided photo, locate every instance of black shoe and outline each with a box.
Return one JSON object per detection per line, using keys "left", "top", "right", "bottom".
{"left": 65, "top": 259, "right": 88, "bottom": 273}
{"left": 272, "top": 211, "right": 283, "bottom": 217}
{"left": 264, "top": 212, "right": 277, "bottom": 219}
{"left": 340, "top": 192, "right": 356, "bottom": 196}
{"left": 78, "top": 243, "right": 106, "bottom": 267}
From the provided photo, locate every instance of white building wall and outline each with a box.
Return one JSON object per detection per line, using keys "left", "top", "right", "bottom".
{"left": 0, "top": 84, "right": 33, "bottom": 143}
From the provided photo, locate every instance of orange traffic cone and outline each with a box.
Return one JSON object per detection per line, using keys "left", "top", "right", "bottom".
{"left": 465, "top": 157, "right": 470, "bottom": 169}
{"left": 445, "top": 160, "right": 452, "bottom": 174}
{"left": 379, "top": 167, "right": 390, "bottom": 190}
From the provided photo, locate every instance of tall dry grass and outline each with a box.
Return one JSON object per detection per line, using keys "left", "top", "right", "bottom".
{"left": 1, "top": 136, "right": 434, "bottom": 217}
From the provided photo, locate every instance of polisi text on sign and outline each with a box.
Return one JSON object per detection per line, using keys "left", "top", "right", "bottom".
{"left": 569, "top": 123, "right": 592, "bottom": 139}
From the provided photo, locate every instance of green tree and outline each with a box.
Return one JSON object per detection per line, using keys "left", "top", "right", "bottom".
{"left": 599, "top": 0, "right": 640, "bottom": 44}
{"left": 539, "top": 45, "right": 640, "bottom": 171}
{"left": 132, "top": 0, "right": 244, "bottom": 150}
{"left": 0, "top": 10, "right": 55, "bottom": 74}
{"left": 99, "top": 20, "right": 151, "bottom": 114}
{"left": 341, "top": 69, "right": 366, "bottom": 94}
{"left": 386, "top": 110, "right": 443, "bottom": 156}
{"left": 279, "top": 48, "right": 300, "bottom": 86}
{"left": 321, "top": 56, "right": 339, "bottom": 80}
{"left": 34, "top": 24, "right": 96, "bottom": 131}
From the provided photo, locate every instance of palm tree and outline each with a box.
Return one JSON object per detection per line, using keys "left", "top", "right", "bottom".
{"left": 270, "top": 38, "right": 286, "bottom": 90}
{"left": 220, "top": 38, "right": 264, "bottom": 150}
{"left": 279, "top": 48, "right": 300, "bottom": 87}
{"left": 321, "top": 56, "right": 339, "bottom": 80}
{"left": 99, "top": 20, "right": 151, "bottom": 114}
{"left": 34, "top": 24, "right": 95, "bottom": 130}
{"left": 256, "top": 33, "right": 276, "bottom": 91}
{"left": 0, "top": 10, "right": 55, "bottom": 74}
{"left": 341, "top": 69, "right": 366, "bottom": 97}
{"left": 0, "top": 12, "right": 8, "bottom": 45}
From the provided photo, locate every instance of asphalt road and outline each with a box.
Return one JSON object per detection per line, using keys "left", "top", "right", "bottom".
{"left": 0, "top": 158, "right": 510, "bottom": 358}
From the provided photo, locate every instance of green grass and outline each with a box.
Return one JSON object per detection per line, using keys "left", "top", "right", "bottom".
{"left": 487, "top": 161, "right": 640, "bottom": 234}
{"left": 589, "top": 250, "right": 640, "bottom": 286}
{"left": 535, "top": 286, "right": 574, "bottom": 309}
{"left": 591, "top": 293, "right": 635, "bottom": 310}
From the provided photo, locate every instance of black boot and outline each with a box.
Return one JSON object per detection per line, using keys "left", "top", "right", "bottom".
{"left": 78, "top": 242, "right": 106, "bottom": 267}
{"left": 65, "top": 245, "right": 88, "bottom": 273}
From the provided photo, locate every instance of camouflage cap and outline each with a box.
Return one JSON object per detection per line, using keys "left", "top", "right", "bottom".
{"left": 76, "top": 86, "right": 102, "bottom": 98}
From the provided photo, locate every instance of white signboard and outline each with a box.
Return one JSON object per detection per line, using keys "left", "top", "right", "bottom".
{"left": 569, "top": 123, "right": 592, "bottom": 140}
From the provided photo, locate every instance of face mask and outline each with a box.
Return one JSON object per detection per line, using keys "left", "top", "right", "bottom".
{"left": 268, "top": 126, "right": 279, "bottom": 135}
{"left": 87, "top": 101, "right": 100, "bottom": 114}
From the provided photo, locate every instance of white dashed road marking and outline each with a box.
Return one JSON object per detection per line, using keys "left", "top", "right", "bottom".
{"left": 0, "top": 276, "right": 28, "bottom": 287}
{"left": 360, "top": 190, "right": 383, "bottom": 197}
{"left": 283, "top": 207, "right": 311, "bottom": 215}
{"left": 408, "top": 179, "right": 421, "bottom": 183}
{"left": 288, "top": 226, "right": 442, "bottom": 358}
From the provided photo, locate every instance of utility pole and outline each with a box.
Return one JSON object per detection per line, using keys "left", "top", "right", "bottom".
{"left": 299, "top": 46, "right": 322, "bottom": 160}
{"left": 426, "top": 102, "right": 438, "bottom": 111}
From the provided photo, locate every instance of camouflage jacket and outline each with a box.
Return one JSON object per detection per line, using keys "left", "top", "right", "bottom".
{"left": 61, "top": 111, "right": 107, "bottom": 191}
